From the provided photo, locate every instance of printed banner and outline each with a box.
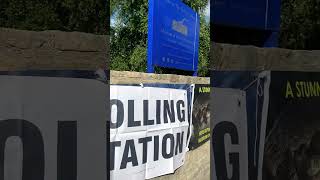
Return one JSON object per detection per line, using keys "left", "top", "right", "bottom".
{"left": 110, "top": 84, "right": 193, "bottom": 180}
{"left": 212, "top": 71, "right": 320, "bottom": 180}
{"left": 189, "top": 84, "right": 210, "bottom": 150}
{"left": 0, "top": 70, "right": 108, "bottom": 180}
{"left": 212, "top": 88, "right": 249, "bottom": 180}
{"left": 211, "top": 71, "right": 271, "bottom": 180}
{"left": 263, "top": 71, "right": 320, "bottom": 180}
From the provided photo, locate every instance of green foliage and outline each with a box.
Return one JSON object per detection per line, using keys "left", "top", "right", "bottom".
{"left": 280, "top": 0, "right": 320, "bottom": 49}
{"left": 198, "top": 14, "right": 210, "bottom": 77}
{"left": 111, "top": 0, "right": 210, "bottom": 76}
{"left": 110, "top": 0, "right": 148, "bottom": 71}
{"left": 0, "top": 0, "right": 109, "bottom": 34}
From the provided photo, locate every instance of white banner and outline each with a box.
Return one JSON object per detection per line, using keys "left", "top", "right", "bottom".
{"left": 211, "top": 88, "right": 249, "bottom": 180}
{"left": 211, "top": 72, "right": 271, "bottom": 180}
{"left": 110, "top": 85, "right": 191, "bottom": 180}
{"left": 0, "top": 73, "right": 107, "bottom": 180}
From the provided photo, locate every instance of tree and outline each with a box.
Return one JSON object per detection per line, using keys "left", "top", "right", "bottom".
{"left": 111, "top": 0, "right": 210, "bottom": 76}
{"left": 280, "top": 0, "right": 320, "bottom": 49}
{"left": 0, "top": 0, "right": 109, "bottom": 35}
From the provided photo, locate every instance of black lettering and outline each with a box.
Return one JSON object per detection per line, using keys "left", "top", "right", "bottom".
{"left": 156, "top": 100, "right": 161, "bottom": 124}
{"left": 110, "top": 141, "right": 121, "bottom": 171}
{"left": 175, "top": 132, "right": 184, "bottom": 155}
{"left": 110, "top": 99, "right": 124, "bottom": 129}
{"left": 128, "top": 100, "right": 141, "bottom": 127}
{"left": 0, "top": 119, "right": 44, "bottom": 180}
{"left": 162, "top": 134, "right": 174, "bottom": 159}
{"left": 58, "top": 121, "right": 77, "bottom": 180}
{"left": 176, "top": 100, "right": 185, "bottom": 122}
{"left": 120, "top": 140, "right": 138, "bottom": 169}
{"left": 163, "top": 100, "right": 175, "bottom": 123}
{"left": 143, "top": 100, "right": 154, "bottom": 125}
{"left": 138, "top": 137, "right": 152, "bottom": 164}
{"left": 212, "top": 121, "right": 239, "bottom": 180}
{"left": 154, "top": 136, "right": 159, "bottom": 161}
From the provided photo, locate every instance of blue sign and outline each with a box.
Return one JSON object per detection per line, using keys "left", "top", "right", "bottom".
{"left": 210, "top": 0, "right": 281, "bottom": 47}
{"left": 211, "top": 0, "right": 281, "bottom": 31}
{"left": 147, "top": 0, "right": 200, "bottom": 75}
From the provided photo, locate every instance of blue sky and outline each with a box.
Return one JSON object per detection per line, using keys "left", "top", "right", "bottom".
{"left": 111, "top": 14, "right": 116, "bottom": 27}
{"left": 111, "top": 1, "right": 210, "bottom": 27}
{"left": 204, "top": 0, "right": 210, "bottom": 22}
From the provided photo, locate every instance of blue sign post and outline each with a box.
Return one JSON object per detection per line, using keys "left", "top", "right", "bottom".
{"left": 147, "top": 0, "right": 200, "bottom": 76}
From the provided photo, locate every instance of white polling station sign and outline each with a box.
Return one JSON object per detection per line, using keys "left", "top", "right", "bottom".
{"left": 0, "top": 71, "right": 107, "bottom": 180}
{"left": 110, "top": 85, "right": 192, "bottom": 180}
{"left": 211, "top": 88, "right": 249, "bottom": 180}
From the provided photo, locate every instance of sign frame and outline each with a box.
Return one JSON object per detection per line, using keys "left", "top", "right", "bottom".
{"left": 147, "top": 0, "right": 200, "bottom": 76}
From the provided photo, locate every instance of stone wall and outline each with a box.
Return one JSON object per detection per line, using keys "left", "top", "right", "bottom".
{"left": 211, "top": 42, "right": 320, "bottom": 71}
{"left": 111, "top": 70, "right": 209, "bottom": 84}
{"left": 0, "top": 28, "right": 108, "bottom": 70}
{"left": 151, "top": 141, "right": 210, "bottom": 180}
